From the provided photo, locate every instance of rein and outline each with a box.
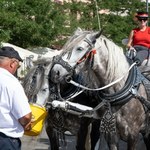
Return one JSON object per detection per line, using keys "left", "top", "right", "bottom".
{"left": 67, "top": 62, "right": 137, "bottom": 91}
{"left": 57, "top": 83, "right": 84, "bottom": 101}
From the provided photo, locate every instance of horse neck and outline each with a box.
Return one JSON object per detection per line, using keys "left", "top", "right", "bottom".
{"left": 89, "top": 37, "right": 130, "bottom": 94}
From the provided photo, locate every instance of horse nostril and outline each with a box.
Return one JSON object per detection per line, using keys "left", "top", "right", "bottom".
{"left": 65, "top": 75, "right": 72, "bottom": 83}
{"left": 33, "top": 95, "right": 37, "bottom": 103}
{"left": 56, "top": 70, "right": 60, "bottom": 76}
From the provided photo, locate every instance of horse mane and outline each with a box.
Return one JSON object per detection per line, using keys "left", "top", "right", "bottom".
{"left": 72, "top": 30, "right": 129, "bottom": 89}
{"left": 98, "top": 35, "right": 129, "bottom": 82}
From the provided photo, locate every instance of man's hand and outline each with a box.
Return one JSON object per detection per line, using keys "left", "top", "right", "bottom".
{"left": 24, "top": 114, "right": 35, "bottom": 131}
{"left": 18, "top": 112, "right": 32, "bottom": 131}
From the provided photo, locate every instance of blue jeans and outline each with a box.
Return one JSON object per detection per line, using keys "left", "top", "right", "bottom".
{"left": 0, "top": 132, "right": 21, "bottom": 150}
{"left": 134, "top": 45, "right": 149, "bottom": 65}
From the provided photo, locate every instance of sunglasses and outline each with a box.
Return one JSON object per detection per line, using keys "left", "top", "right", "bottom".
{"left": 138, "top": 18, "right": 148, "bottom": 22}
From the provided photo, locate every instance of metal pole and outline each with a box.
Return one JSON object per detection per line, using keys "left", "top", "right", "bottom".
{"left": 146, "top": 0, "right": 149, "bottom": 13}
{"left": 146, "top": 0, "right": 149, "bottom": 25}
{"left": 94, "top": 0, "right": 101, "bottom": 30}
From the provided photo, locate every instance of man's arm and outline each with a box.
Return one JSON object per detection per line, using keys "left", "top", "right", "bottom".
{"left": 18, "top": 112, "right": 32, "bottom": 131}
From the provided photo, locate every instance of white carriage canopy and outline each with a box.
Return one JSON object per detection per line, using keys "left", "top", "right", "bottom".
{"left": 1, "top": 42, "right": 39, "bottom": 79}
{"left": 1, "top": 43, "right": 61, "bottom": 79}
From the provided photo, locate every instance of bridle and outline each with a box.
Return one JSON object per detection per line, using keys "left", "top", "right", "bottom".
{"left": 51, "top": 37, "right": 96, "bottom": 83}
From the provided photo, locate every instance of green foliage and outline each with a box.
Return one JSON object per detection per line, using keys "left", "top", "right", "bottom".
{"left": 0, "top": 0, "right": 150, "bottom": 49}
{"left": 0, "top": 0, "right": 66, "bottom": 48}
{"left": 96, "top": 0, "right": 146, "bottom": 47}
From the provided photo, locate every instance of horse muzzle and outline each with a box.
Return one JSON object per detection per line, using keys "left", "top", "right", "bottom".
{"left": 65, "top": 75, "right": 72, "bottom": 83}
{"left": 50, "top": 64, "right": 71, "bottom": 84}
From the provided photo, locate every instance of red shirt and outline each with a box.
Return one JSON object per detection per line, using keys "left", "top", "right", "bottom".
{"left": 133, "top": 27, "right": 150, "bottom": 48}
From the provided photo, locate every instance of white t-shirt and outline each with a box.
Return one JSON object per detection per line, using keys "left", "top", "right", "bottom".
{"left": 0, "top": 68, "right": 31, "bottom": 138}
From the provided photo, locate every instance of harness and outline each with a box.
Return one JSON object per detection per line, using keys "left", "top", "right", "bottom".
{"left": 54, "top": 60, "right": 150, "bottom": 134}
{"left": 49, "top": 35, "right": 150, "bottom": 135}
{"left": 50, "top": 50, "right": 150, "bottom": 116}
{"left": 52, "top": 55, "right": 74, "bottom": 77}
{"left": 83, "top": 63, "right": 150, "bottom": 134}
{"left": 46, "top": 73, "right": 86, "bottom": 133}
{"left": 99, "top": 65, "right": 140, "bottom": 106}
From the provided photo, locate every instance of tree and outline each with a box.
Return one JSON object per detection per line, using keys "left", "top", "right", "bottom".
{"left": 0, "top": 0, "right": 66, "bottom": 48}
{"left": 55, "top": 0, "right": 147, "bottom": 47}
{"left": 97, "top": 0, "right": 146, "bottom": 47}
{"left": 0, "top": 0, "right": 149, "bottom": 49}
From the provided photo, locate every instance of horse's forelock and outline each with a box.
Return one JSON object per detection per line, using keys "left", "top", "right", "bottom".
{"left": 62, "top": 31, "right": 92, "bottom": 53}
{"left": 23, "top": 67, "right": 37, "bottom": 96}
{"left": 23, "top": 63, "right": 47, "bottom": 98}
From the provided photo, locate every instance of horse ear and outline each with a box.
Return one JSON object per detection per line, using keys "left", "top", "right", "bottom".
{"left": 89, "top": 29, "right": 103, "bottom": 44}
{"left": 77, "top": 27, "right": 82, "bottom": 31}
{"left": 74, "top": 27, "right": 83, "bottom": 35}
{"left": 95, "top": 29, "right": 103, "bottom": 39}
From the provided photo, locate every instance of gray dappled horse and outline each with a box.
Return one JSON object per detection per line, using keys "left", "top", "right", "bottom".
{"left": 50, "top": 28, "right": 150, "bottom": 150}
{"left": 22, "top": 58, "right": 95, "bottom": 150}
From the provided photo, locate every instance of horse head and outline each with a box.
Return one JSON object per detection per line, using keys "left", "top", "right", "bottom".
{"left": 23, "top": 58, "right": 52, "bottom": 106}
{"left": 50, "top": 28, "right": 102, "bottom": 84}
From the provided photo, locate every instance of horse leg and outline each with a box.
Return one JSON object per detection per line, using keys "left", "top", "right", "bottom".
{"left": 85, "top": 124, "right": 92, "bottom": 150}
{"left": 45, "top": 125, "right": 59, "bottom": 150}
{"left": 90, "top": 119, "right": 100, "bottom": 150}
{"left": 76, "top": 118, "right": 91, "bottom": 150}
{"left": 141, "top": 113, "right": 150, "bottom": 150}
{"left": 107, "top": 133, "right": 119, "bottom": 150}
{"left": 142, "top": 133, "right": 150, "bottom": 150}
{"left": 126, "top": 134, "right": 139, "bottom": 150}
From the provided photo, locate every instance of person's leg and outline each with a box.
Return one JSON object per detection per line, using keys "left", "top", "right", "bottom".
{"left": 134, "top": 50, "right": 148, "bottom": 64}
{"left": 8, "top": 138, "right": 21, "bottom": 150}
{"left": 0, "top": 133, "right": 21, "bottom": 150}
{"left": 134, "top": 46, "right": 149, "bottom": 65}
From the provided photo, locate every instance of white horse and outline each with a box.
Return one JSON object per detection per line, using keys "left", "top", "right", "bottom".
{"left": 50, "top": 28, "right": 150, "bottom": 150}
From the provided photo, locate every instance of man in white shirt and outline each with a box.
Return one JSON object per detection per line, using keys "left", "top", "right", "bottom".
{"left": 0, "top": 46, "right": 32, "bottom": 150}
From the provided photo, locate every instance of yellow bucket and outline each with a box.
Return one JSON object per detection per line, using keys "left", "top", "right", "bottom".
{"left": 24, "top": 104, "right": 47, "bottom": 136}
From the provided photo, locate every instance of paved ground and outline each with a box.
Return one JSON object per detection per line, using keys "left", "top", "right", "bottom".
{"left": 21, "top": 127, "right": 77, "bottom": 150}
{"left": 21, "top": 127, "right": 50, "bottom": 150}
{"left": 21, "top": 127, "right": 147, "bottom": 150}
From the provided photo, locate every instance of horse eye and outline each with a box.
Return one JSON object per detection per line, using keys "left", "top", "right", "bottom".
{"left": 42, "top": 88, "right": 48, "bottom": 92}
{"left": 77, "top": 47, "right": 84, "bottom": 51}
